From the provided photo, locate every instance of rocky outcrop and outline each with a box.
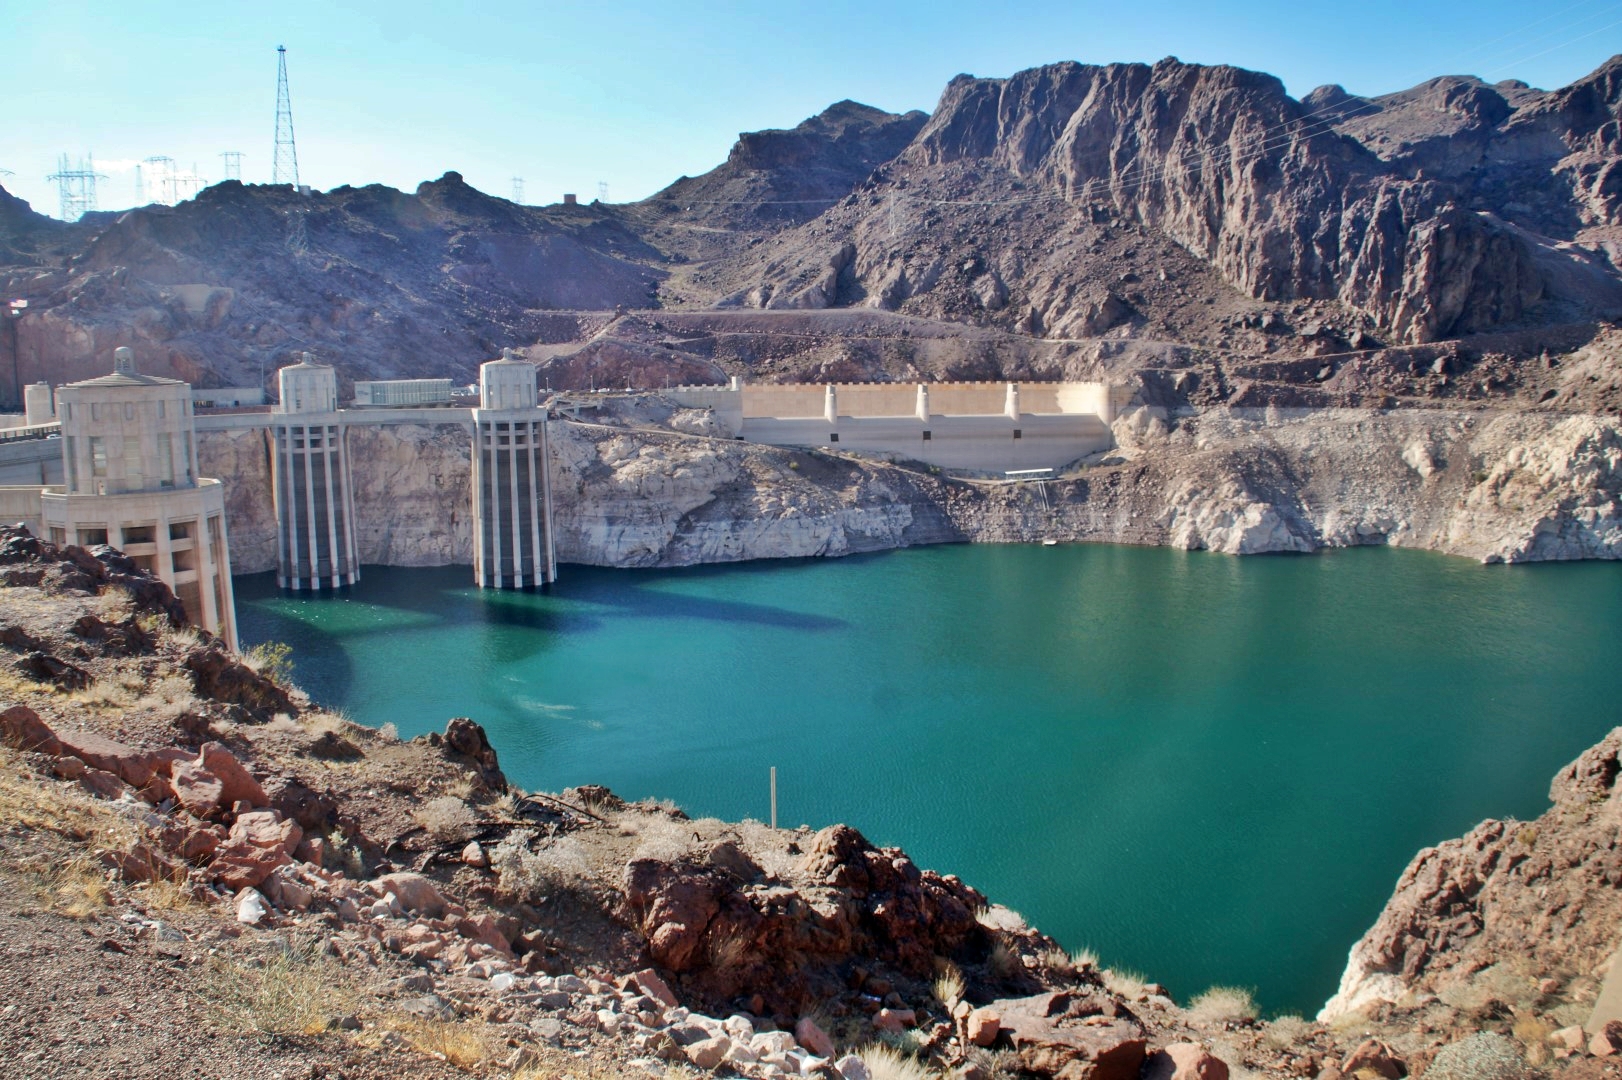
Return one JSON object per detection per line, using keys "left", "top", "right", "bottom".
{"left": 1321, "top": 727, "right": 1622, "bottom": 1020}
{"left": 898, "top": 57, "right": 1621, "bottom": 342}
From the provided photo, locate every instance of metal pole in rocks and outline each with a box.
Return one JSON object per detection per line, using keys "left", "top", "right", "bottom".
{"left": 770, "top": 766, "right": 777, "bottom": 830}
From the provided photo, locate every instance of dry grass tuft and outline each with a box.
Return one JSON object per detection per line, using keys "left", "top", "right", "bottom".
{"left": 205, "top": 946, "right": 357, "bottom": 1037}
{"left": 988, "top": 939, "right": 1022, "bottom": 981}
{"left": 1069, "top": 946, "right": 1099, "bottom": 971}
{"left": 1037, "top": 945, "right": 1076, "bottom": 978}
{"left": 975, "top": 904, "right": 1029, "bottom": 933}
{"left": 391, "top": 1016, "right": 501, "bottom": 1070}
{"left": 1187, "top": 985, "right": 1259, "bottom": 1025}
{"left": 858, "top": 1042, "right": 938, "bottom": 1080}
{"left": 1102, "top": 968, "right": 1149, "bottom": 1000}
{"left": 932, "top": 961, "right": 966, "bottom": 1006}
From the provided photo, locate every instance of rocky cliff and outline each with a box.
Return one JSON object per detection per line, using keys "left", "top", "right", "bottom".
{"left": 727, "top": 56, "right": 1622, "bottom": 347}
{"left": 200, "top": 381, "right": 1621, "bottom": 578}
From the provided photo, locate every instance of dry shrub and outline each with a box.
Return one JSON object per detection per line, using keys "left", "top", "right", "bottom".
{"left": 733, "top": 817, "right": 804, "bottom": 881}
{"left": 416, "top": 795, "right": 476, "bottom": 843}
{"left": 631, "top": 814, "right": 699, "bottom": 863}
{"left": 1069, "top": 946, "right": 1099, "bottom": 971}
{"left": 705, "top": 921, "right": 755, "bottom": 968}
{"left": 206, "top": 946, "right": 356, "bottom": 1037}
{"left": 1262, "top": 1013, "right": 1313, "bottom": 1049}
{"left": 1187, "top": 986, "right": 1258, "bottom": 1025}
{"left": 491, "top": 832, "right": 590, "bottom": 902}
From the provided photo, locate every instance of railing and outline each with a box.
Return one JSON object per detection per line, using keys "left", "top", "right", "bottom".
{"left": 0, "top": 422, "right": 60, "bottom": 444}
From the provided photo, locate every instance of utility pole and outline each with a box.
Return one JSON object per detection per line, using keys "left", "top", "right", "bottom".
{"left": 273, "top": 46, "right": 300, "bottom": 187}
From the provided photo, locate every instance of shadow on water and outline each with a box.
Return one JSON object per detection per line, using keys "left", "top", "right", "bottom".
{"left": 236, "top": 560, "right": 847, "bottom": 674}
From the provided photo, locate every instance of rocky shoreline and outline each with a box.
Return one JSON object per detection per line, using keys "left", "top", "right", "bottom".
{"left": 6, "top": 525, "right": 1622, "bottom": 1077}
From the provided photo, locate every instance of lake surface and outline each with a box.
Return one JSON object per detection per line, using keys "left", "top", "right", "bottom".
{"left": 234, "top": 544, "right": 1622, "bottom": 1016}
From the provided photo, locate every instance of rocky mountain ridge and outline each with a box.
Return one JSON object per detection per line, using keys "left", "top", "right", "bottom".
{"left": 2, "top": 54, "right": 1618, "bottom": 402}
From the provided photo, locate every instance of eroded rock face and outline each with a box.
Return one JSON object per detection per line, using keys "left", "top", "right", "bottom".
{"left": 901, "top": 56, "right": 1622, "bottom": 342}
{"left": 1321, "top": 727, "right": 1622, "bottom": 1020}
{"left": 621, "top": 823, "right": 989, "bottom": 1014}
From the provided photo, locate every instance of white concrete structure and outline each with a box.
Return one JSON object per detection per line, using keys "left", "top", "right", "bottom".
{"left": 666, "top": 379, "right": 1128, "bottom": 472}
{"left": 352, "top": 378, "right": 453, "bottom": 407}
{"left": 471, "top": 350, "right": 555, "bottom": 589}
{"left": 272, "top": 354, "right": 359, "bottom": 590}
{"left": 40, "top": 347, "right": 237, "bottom": 649}
{"left": 192, "top": 387, "right": 266, "bottom": 408}
{"left": 23, "top": 382, "right": 53, "bottom": 426}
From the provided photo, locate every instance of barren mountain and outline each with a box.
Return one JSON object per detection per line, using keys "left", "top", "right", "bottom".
{"left": 0, "top": 54, "right": 1618, "bottom": 403}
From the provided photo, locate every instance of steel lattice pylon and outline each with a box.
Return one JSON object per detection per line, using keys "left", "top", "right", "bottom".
{"left": 273, "top": 46, "right": 300, "bottom": 187}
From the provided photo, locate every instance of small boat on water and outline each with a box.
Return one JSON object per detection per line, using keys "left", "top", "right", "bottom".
{"left": 1042, "top": 539, "right": 1059, "bottom": 546}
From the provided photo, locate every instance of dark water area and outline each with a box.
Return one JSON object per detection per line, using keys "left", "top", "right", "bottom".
{"left": 234, "top": 544, "right": 1622, "bottom": 1016}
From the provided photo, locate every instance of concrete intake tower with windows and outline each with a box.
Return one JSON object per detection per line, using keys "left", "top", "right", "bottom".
{"left": 272, "top": 354, "right": 361, "bottom": 591}
{"left": 38, "top": 347, "right": 238, "bottom": 649}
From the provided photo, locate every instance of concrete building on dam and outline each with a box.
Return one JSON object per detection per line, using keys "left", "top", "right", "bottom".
{"left": 272, "top": 354, "right": 360, "bottom": 591}
{"left": 471, "top": 350, "right": 556, "bottom": 589}
{"left": 34, "top": 347, "right": 238, "bottom": 649}
{"left": 0, "top": 354, "right": 1128, "bottom": 601}
{"left": 667, "top": 379, "right": 1130, "bottom": 473}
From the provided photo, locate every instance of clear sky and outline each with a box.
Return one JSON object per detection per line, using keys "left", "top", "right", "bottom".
{"left": 4, "top": 0, "right": 1619, "bottom": 219}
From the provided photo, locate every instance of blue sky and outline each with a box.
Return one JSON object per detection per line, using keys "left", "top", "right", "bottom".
{"left": 4, "top": 0, "right": 1619, "bottom": 218}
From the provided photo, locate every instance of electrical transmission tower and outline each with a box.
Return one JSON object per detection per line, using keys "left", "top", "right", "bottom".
{"left": 221, "top": 151, "right": 243, "bottom": 181}
{"left": 598, "top": 180, "right": 608, "bottom": 203}
{"left": 273, "top": 46, "right": 300, "bottom": 187}
{"left": 511, "top": 176, "right": 524, "bottom": 204}
{"left": 143, "top": 156, "right": 174, "bottom": 205}
{"left": 47, "top": 154, "right": 106, "bottom": 221}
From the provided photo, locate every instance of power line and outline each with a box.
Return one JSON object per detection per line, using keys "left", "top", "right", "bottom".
{"left": 273, "top": 45, "right": 300, "bottom": 187}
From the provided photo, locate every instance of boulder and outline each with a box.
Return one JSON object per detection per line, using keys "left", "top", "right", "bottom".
{"left": 78, "top": 767, "right": 129, "bottom": 800}
{"left": 967, "top": 1007, "right": 1001, "bottom": 1047}
{"left": 57, "top": 728, "right": 162, "bottom": 788}
{"left": 1144, "top": 1043, "right": 1230, "bottom": 1080}
{"left": 872, "top": 1008, "right": 916, "bottom": 1032}
{"left": 995, "top": 992, "right": 1147, "bottom": 1080}
{"left": 210, "top": 810, "right": 303, "bottom": 890}
{"left": 1591, "top": 1021, "right": 1622, "bottom": 1057}
{"left": 795, "top": 1015, "right": 836, "bottom": 1057}
{"left": 371, "top": 872, "right": 448, "bottom": 918}
{"left": 0, "top": 704, "right": 61, "bottom": 754}
{"left": 236, "top": 888, "right": 269, "bottom": 925}
{"left": 199, "top": 742, "right": 267, "bottom": 807}
{"left": 183, "top": 645, "right": 296, "bottom": 720}
{"left": 171, "top": 758, "right": 227, "bottom": 818}
{"left": 440, "top": 717, "right": 508, "bottom": 792}
{"left": 629, "top": 968, "right": 680, "bottom": 1010}
{"left": 1341, "top": 1038, "right": 1405, "bottom": 1078}
{"left": 685, "top": 1036, "right": 731, "bottom": 1070}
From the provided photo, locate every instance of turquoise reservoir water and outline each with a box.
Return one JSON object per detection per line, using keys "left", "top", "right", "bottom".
{"left": 234, "top": 545, "right": 1622, "bottom": 1016}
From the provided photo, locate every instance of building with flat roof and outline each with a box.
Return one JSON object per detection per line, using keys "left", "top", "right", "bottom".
{"left": 352, "top": 379, "right": 453, "bottom": 407}
{"left": 40, "top": 347, "right": 238, "bottom": 648}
